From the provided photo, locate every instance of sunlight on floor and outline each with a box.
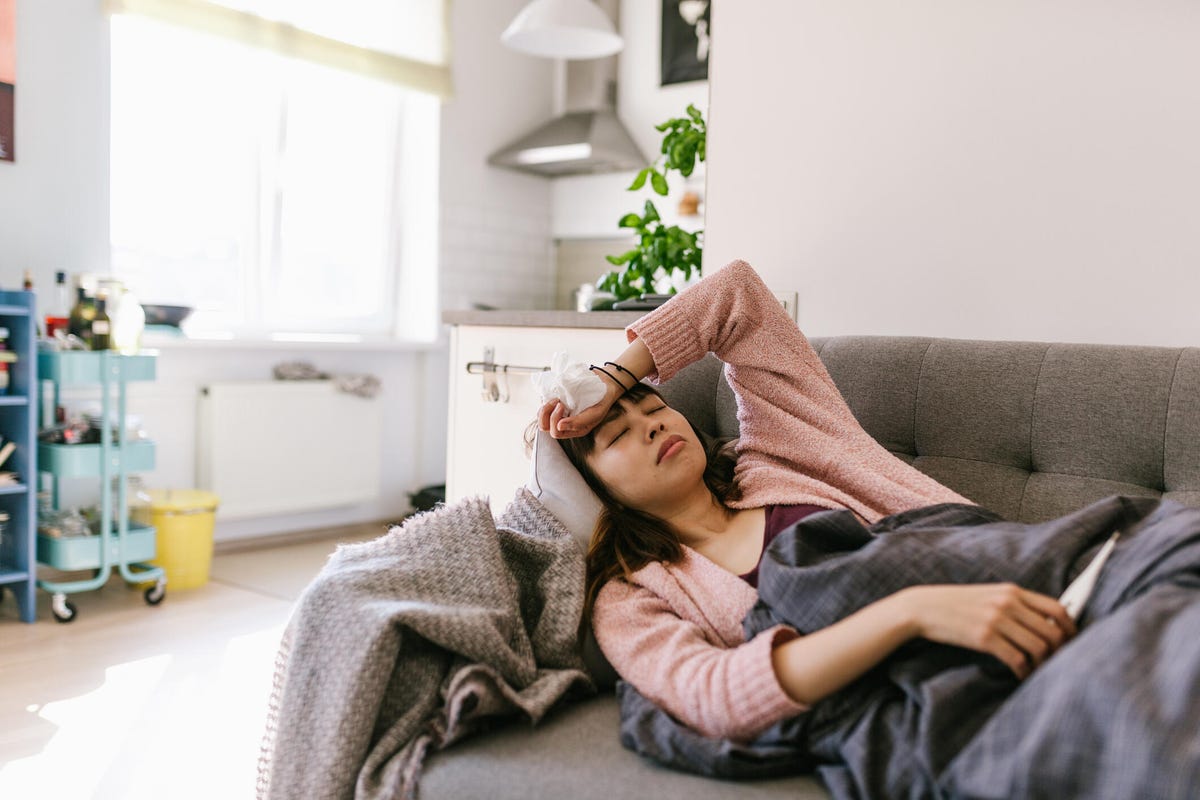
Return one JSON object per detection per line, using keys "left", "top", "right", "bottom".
{"left": 0, "top": 623, "right": 284, "bottom": 799}
{"left": 0, "top": 526, "right": 380, "bottom": 799}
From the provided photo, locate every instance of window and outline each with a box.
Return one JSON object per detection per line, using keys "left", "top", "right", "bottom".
{"left": 108, "top": 2, "right": 445, "bottom": 341}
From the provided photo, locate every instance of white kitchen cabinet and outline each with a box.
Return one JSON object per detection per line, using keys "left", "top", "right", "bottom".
{"left": 445, "top": 317, "right": 637, "bottom": 514}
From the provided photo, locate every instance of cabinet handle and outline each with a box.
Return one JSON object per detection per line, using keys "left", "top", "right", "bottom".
{"left": 466, "top": 348, "right": 549, "bottom": 403}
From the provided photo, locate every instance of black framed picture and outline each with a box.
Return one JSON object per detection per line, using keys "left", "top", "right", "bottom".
{"left": 661, "top": 1, "right": 710, "bottom": 86}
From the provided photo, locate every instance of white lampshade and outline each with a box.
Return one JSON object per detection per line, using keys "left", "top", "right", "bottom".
{"left": 501, "top": 0, "right": 624, "bottom": 60}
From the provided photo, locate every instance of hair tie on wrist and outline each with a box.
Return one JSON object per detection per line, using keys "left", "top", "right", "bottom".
{"left": 604, "top": 362, "right": 638, "bottom": 384}
{"left": 589, "top": 364, "right": 630, "bottom": 394}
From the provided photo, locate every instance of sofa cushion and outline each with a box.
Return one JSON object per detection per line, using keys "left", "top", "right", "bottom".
{"left": 419, "top": 695, "right": 826, "bottom": 800}
{"left": 1030, "top": 344, "right": 1177, "bottom": 489}
{"left": 813, "top": 335, "right": 932, "bottom": 457}
{"left": 1165, "top": 349, "right": 1200, "bottom": 492}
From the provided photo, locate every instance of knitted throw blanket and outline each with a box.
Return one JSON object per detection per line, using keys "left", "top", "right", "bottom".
{"left": 256, "top": 490, "right": 595, "bottom": 800}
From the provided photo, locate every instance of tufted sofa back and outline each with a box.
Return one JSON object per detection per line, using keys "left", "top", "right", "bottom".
{"left": 656, "top": 336, "right": 1200, "bottom": 523}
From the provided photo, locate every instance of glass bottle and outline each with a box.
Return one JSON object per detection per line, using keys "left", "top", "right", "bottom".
{"left": 91, "top": 297, "right": 112, "bottom": 351}
{"left": 45, "top": 271, "right": 71, "bottom": 337}
{"left": 23, "top": 270, "right": 42, "bottom": 336}
{"left": 68, "top": 286, "right": 97, "bottom": 346}
{"left": 55, "top": 272, "right": 69, "bottom": 315}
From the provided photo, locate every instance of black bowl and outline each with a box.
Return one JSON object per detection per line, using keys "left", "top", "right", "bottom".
{"left": 141, "top": 304, "right": 194, "bottom": 327}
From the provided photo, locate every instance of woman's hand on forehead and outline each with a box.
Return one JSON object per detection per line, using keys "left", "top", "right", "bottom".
{"left": 539, "top": 338, "right": 657, "bottom": 440}
{"left": 538, "top": 396, "right": 610, "bottom": 439}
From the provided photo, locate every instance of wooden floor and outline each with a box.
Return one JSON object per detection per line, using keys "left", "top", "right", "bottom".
{"left": 0, "top": 521, "right": 389, "bottom": 799}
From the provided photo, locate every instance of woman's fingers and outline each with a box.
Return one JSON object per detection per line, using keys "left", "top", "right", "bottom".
{"left": 1018, "top": 589, "right": 1078, "bottom": 638}
{"left": 987, "top": 634, "right": 1033, "bottom": 680}
{"left": 548, "top": 402, "right": 567, "bottom": 437}
{"left": 1010, "top": 596, "right": 1070, "bottom": 650}
{"left": 537, "top": 400, "right": 557, "bottom": 432}
{"left": 994, "top": 617, "right": 1050, "bottom": 673}
{"left": 991, "top": 589, "right": 1078, "bottom": 677}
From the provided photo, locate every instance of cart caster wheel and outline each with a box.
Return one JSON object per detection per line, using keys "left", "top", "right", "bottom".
{"left": 144, "top": 583, "right": 166, "bottom": 606}
{"left": 52, "top": 594, "right": 78, "bottom": 623}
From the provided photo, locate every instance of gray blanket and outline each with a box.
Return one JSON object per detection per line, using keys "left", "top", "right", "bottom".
{"left": 618, "top": 496, "right": 1200, "bottom": 800}
{"left": 257, "top": 491, "right": 594, "bottom": 800}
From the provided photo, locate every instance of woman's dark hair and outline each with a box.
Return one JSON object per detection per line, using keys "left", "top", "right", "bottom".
{"left": 552, "top": 383, "right": 741, "bottom": 615}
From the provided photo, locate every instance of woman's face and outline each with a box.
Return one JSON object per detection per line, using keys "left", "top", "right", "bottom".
{"left": 584, "top": 392, "right": 707, "bottom": 513}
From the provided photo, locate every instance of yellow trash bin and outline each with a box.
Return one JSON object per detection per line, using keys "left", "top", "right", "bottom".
{"left": 134, "top": 489, "right": 220, "bottom": 590}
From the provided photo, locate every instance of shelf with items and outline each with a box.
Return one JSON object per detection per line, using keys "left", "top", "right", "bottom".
{"left": 38, "top": 350, "right": 156, "bottom": 386}
{"left": 38, "top": 440, "right": 156, "bottom": 478}
{"left": 36, "top": 350, "right": 165, "bottom": 623}
{"left": 38, "top": 521, "right": 158, "bottom": 571}
{"left": 0, "top": 290, "right": 37, "bottom": 624}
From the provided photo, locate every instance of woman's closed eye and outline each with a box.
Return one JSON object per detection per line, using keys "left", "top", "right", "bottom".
{"left": 606, "top": 428, "right": 628, "bottom": 447}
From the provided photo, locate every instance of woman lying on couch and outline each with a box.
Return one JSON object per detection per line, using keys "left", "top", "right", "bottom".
{"left": 537, "top": 259, "right": 1081, "bottom": 742}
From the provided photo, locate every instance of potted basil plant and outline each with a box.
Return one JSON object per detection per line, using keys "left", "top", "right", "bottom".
{"left": 598, "top": 104, "right": 706, "bottom": 304}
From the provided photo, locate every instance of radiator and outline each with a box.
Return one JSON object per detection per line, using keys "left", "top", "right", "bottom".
{"left": 196, "top": 381, "right": 383, "bottom": 519}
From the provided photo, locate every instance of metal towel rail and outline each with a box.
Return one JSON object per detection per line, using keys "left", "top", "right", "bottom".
{"left": 467, "top": 347, "right": 550, "bottom": 402}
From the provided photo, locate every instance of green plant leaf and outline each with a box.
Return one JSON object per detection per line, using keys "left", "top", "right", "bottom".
{"left": 642, "top": 200, "right": 661, "bottom": 223}
{"left": 628, "top": 168, "right": 650, "bottom": 191}
{"left": 618, "top": 212, "right": 642, "bottom": 229}
{"left": 669, "top": 141, "right": 685, "bottom": 169}
{"left": 605, "top": 248, "right": 636, "bottom": 266}
{"left": 678, "top": 144, "right": 696, "bottom": 176}
{"left": 650, "top": 171, "right": 669, "bottom": 196}
{"left": 687, "top": 104, "right": 703, "bottom": 123}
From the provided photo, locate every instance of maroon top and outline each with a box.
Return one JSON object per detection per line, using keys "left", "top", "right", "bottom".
{"left": 738, "top": 504, "right": 827, "bottom": 588}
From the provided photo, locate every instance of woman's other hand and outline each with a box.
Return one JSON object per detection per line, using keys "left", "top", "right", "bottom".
{"left": 897, "top": 583, "right": 1078, "bottom": 679}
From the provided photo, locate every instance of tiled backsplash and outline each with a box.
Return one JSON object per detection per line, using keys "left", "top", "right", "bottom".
{"left": 553, "top": 236, "right": 636, "bottom": 310}
{"left": 439, "top": 200, "right": 556, "bottom": 312}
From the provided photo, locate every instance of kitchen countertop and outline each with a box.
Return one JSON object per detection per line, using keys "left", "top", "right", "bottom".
{"left": 442, "top": 309, "right": 646, "bottom": 329}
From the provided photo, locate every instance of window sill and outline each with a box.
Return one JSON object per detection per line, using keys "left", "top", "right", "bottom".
{"left": 142, "top": 332, "right": 443, "bottom": 353}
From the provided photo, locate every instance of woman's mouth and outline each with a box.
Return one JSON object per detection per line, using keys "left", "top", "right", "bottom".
{"left": 657, "top": 434, "right": 685, "bottom": 464}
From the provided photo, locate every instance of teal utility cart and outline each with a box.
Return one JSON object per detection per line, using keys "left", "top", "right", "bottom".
{"left": 37, "top": 350, "right": 165, "bottom": 622}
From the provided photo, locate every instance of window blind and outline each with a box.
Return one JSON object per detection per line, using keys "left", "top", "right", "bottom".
{"left": 105, "top": 0, "right": 453, "bottom": 98}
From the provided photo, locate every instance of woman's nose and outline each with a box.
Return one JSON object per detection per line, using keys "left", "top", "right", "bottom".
{"left": 645, "top": 421, "right": 665, "bottom": 441}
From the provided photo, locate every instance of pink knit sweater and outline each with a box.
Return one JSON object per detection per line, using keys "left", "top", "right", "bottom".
{"left": 590, "top": 259, "right": 972, "bottom": 741}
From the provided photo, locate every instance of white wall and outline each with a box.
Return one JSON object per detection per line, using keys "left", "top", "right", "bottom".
{"left": 706, "top": 0, "right": 1200, "bottom": 347}
{"left": 0, "top": 0, "right": 110, "bottom": 288}
{"left": 550, "top": 0, "right": 709, "bottom": 239}
{"left": 440, "top": 0, "right": 557, "bottom": 312}
{"left": 1, "top": 0, "right": 557, "bottom": 541}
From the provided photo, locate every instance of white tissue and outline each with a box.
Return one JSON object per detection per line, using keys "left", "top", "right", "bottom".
{"left": 531, "top": 352, "right": 608, "bottom": 414}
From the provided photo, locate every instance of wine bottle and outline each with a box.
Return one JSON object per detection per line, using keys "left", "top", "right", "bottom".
{"left": 91, "top": 297, "right": 112, "bottom": 351}
{"left": 68, "top": 287, "right": 97, "bottom": 347}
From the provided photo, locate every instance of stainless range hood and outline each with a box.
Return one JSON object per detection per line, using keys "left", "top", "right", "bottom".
{"left": 487, "top": 106, "right": 646, "bottom": 176}
{"left": 489, "top": 4, "right": 646, "bottom": 177}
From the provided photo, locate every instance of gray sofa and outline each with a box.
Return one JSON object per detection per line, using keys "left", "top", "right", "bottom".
{"left": 422, "top": 334, "right": 1200, "bottom": 799}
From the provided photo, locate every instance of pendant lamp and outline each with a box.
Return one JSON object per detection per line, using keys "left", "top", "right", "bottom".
{"left": 501, "top": 0, "right": 624, "bottom": 60}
